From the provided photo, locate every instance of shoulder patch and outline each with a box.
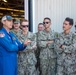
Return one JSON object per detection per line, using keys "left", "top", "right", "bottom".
{"left": 0, "top": 32, "right": 5, "bottom": 37}
{"left": 12, "top": 37, "right": 16, "bottom": 40}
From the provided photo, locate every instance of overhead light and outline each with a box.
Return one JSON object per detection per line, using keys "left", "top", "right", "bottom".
{"left": 3, "top": 0, "right": 7, "bottom": 2}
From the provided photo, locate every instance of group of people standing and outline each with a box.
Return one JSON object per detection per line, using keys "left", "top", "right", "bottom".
{"left": 0, "top": 15, "right": 76, "bottom": 75}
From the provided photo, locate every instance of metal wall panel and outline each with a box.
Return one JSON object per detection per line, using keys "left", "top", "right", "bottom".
{"left": 33, "top": 0, "right": 76, "bottom": 33}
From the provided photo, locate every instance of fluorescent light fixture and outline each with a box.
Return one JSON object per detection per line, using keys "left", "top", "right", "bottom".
{"left": 3, "top": 0, "right": 7, "bottom": 2}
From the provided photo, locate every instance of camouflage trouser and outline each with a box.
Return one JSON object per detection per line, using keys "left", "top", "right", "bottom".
{"left": 18, "top": 63, "right": 27, "bottom": 75}
{"left": 40, "top": 57, "right": 57, "bottom": 75}
{"left": 56, "top": 64, "right": 76, "bottom": 75}
{"left": 56, "top": 65, "right": 64, "bottom": 75}
{"left": 63, "top": 60, "right": 76, "bottom": 75}
{"left": 18, "top": 52, "right": 37, "bottom": 75}
{"left": 35, "top": 48, "right": 40, "bottom": 75}
{"left": 18, "top": 63, "right": 37, "bottom": 75}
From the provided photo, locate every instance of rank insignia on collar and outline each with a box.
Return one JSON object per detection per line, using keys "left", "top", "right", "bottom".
{"left": 0, "top": 32, "right": 5, "bottom": 37}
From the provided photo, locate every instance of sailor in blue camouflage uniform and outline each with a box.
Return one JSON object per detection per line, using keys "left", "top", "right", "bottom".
{"left": 0, "top": 15, "right": 31, "bottom": 75}
{"left": 38, "top": 17, "right": 57, "bottom": 75}
{"left": 18, "top": 19, "right": 37, "bottom": 75}
{"left": 55, "top": 17, "right": 76, "bottom": 75}
{"left": 11, "top": 19, "right": 22, "bottom": 37}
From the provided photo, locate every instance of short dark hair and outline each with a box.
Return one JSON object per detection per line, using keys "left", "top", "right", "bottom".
{"left": 43, "top": 17, "right": 51, "bottom": 22}
{"left": 65, "top": 17, "right": 73, "bottom": 25}
{"left": 38, "top": 23, "right": 43, "bottom": 26}
{"left": 20, "top": 19, "right": 29, "bottom": 25}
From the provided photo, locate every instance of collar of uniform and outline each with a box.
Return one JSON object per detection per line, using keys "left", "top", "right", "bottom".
{"left": 2, "top": 27, "right": 14, "bottom": 38}
{"left": 42, "top": 29, "right": 52, "bottom": 35}
{"left": 2, "top": 27, "right": 10, "bottom": 35}
{"left": 62, "top": 31, "right": 72, "bottom": 36}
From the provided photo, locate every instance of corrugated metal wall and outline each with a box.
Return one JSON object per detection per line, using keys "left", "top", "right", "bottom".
{"left": 33, "top": 0, "right": 76, "bottom": 33}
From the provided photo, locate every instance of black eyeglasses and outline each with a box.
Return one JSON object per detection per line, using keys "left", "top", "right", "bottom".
{"left": 43, "top": 22, "right": 50, "bottom": 24}
{"left": 21, "top": 25, "right": 29, "bottom": 28}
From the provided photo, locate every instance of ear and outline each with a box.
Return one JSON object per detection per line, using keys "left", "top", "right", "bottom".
{"left": 69, "top": 25, "right": 72, "bottom": 29}
{"left": 2, "top": 21, "right": 5, "bottom": 25}
{"left": 50, "top": 22, "right": 52, "bottom": 25}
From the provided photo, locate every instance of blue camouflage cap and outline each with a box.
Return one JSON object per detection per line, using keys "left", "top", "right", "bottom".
{"left": 14, "top": 19, "right": 20, "bottom": 24}
{"left": 1, "top": 15, "right": 13, "bottom": 22}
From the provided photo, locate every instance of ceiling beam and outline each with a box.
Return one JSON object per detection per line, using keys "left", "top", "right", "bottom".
{"left": 0, "top": 7, "right": 24, "bottom": 12}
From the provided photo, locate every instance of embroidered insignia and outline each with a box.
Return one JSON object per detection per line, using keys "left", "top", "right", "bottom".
{"left": 0, "top": 32, "right": 5, "bottom": 37}
{"left": 12, "top": 37, "right": 16, "bottom": 40}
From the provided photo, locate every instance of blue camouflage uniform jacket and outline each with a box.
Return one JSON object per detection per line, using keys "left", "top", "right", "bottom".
{"left": 0, "top": 27, "right": 26, "bottom": 75}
